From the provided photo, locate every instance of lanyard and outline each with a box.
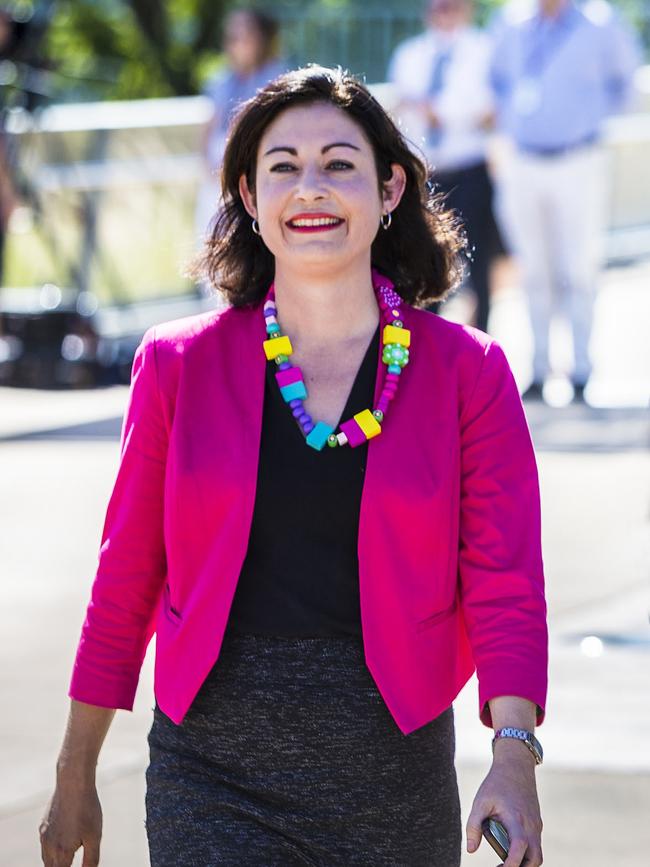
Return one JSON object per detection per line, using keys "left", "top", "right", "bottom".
{"left": 523, "top": 6, "right": 579, "bottom": 79}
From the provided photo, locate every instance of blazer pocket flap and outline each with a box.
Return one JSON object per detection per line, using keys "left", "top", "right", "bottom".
{"left": 414, "top": 598, "right": 458, "bottom": 633}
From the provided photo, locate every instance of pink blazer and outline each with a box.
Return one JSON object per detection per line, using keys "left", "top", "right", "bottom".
{"left": 69, "top": 292, "right": 548, "bottom": 735}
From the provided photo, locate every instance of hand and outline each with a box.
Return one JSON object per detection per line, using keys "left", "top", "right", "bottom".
{"left": 477, "top": 109, "right": 497, "bottom": 132}
{"left": 39, "top": 777, "right": 102, "bottom": 867}
{"left": 466, "top": 740, "right": 543, "bottom": 866}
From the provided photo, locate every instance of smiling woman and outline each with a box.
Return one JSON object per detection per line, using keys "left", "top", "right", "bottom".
{"left": 195, "top": 64, "right": 465, "bottom": 308}
{"left": 41, "top": 65, "right": 548, "bottom": 867}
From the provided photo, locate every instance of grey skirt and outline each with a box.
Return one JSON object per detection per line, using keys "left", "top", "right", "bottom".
{"left": 145, "top": 631, "right": 461, "bottom": 866}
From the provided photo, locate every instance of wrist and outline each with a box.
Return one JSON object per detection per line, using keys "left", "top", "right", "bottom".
{"left": 492, "top": 727, "right": 543, "bottom": 766}
{"left": 491, "top": 736, "right": 537, "bottom": 768}
{"left": 56, "top": 754, "right": 97, "bottom": 786}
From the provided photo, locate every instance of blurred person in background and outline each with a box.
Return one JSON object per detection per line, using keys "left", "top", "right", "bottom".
{"left": 491, "top": 0, "right": 641, "bottom": 403}
{"left": 388, "top": 0, "right": 504, "bottom": 333}
{"left": 0, "top": 6, "right": 19, "bottom": 281}
{"left": 40, "top": 67, "right": 547, "bottom": 867}
{"left": 195, "top": 8, "right": 285, "bottom": 244}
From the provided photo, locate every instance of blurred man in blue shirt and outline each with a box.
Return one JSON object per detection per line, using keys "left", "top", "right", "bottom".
{"left": 491, "top": 0, "right": 640, "bottom": 402}
{"left": 389, "top": 0, "right": 503, "bottom": 333}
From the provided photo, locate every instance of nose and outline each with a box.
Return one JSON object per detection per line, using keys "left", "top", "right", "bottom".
{"left": 295, "top": 164, "right": 328, "bottom": 201}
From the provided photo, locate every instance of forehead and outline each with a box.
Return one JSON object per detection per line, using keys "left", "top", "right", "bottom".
{"left": 258, "top": 103, "right": 370, "bottom": 153}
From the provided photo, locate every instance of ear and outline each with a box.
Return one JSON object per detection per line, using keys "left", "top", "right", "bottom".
{"left": 381, "top": 163, "right": 407, "bottom": 214}
{"left": 238, "top": 173, "right": 257, "bottom": 220}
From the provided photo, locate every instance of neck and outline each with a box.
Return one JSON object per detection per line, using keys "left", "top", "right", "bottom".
{"left": 271, "top": 258, "right": 380, "bottom": 351}
{"left": 540, "top": 0, "right": 569, "bottom": 18}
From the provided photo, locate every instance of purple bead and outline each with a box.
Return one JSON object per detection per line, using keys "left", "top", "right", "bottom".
{"left": 278, "top": 361, "right": 292, "bottom": 371}
{"left": 302, "top": 422, "right": 315, "bottom": 434}
{"left": 298, "top": 412, "right": 312, "bottom": 425}
{"left": 289, "top": 399, "right": 302, "bottom": 408}
{"left": 292, "top": 406, "right": 304, "bottom": 418}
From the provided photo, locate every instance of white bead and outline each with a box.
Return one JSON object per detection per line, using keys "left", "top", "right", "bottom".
{"left": 336, "top": 432, "right": 348, "bottom": 446}
{"left": 265, "top": 315, "right": 278, "bottom": 325}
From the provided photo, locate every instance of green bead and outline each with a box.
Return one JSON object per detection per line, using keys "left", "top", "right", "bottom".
{"left": 372, "top": 410, "right": 384, "bottom": 422}
{"left": 327, "top": 434, "right": 338, "bottom": 448}
{"left": 393, "top": 320, "right": 403, "bottom": 328}
{"left": 270, "top": 331, "right": 280, "bottom": 339}
{"left": 274, "top": 354, "right": 289, "bottom": 365}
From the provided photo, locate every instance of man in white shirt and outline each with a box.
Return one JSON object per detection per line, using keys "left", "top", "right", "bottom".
{"left": 388, "top": 0, "right": 503, "bottom": 332}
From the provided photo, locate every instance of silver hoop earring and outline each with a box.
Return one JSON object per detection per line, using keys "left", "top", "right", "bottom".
{"left": 380, "top": 212, "right": 392, "bottom": 230}
{"left": 251, "top": 219, "right": 261, "bottom": 236}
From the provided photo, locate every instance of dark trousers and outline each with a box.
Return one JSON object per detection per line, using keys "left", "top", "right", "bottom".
{"left": 430, "top": 160, "right": 504, "bottom": 333}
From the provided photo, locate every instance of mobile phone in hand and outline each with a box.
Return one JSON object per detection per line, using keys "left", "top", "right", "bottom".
{"left": 482, "top": 818, "right": 510, "bottom": 861}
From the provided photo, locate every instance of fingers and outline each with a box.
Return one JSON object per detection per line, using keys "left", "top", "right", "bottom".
{"left": 465, "top": 802, "right": 484, "bottom": 853}
{"left": 81, "top": 840, "right": 101, "bottom": 867}
{"left": 502, "top": 832, "right": 543, "bottom": 867}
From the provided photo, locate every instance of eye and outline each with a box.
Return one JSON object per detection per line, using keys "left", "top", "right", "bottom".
{"left": 269, "top": 162, "right": 297, "bottom": 172}
{"left": 326, "top": 160, "right": 353, "bottom": 170}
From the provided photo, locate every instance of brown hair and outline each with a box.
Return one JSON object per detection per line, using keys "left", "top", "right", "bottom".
{"left": 195, "top": 65, "right": 466, "bottom": 308}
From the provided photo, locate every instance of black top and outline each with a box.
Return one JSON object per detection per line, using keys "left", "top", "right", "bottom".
{"left": 225, "top": 324, "right": 380, "bottom": 637}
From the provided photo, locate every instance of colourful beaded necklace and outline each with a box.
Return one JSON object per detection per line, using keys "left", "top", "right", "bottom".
{"left": 262, "top": 270, "right": 411, "bottom": 451}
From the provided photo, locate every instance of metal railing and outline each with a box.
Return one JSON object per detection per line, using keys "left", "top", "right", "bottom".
{"left": 269, "top": 1, "right": 650, "bottom": 84}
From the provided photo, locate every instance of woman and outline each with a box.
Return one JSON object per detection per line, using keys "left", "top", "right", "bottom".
{"left": 196, "top": 8, "right": 285, "bottom": 243}
{"left": 40, "top": 67, "right": 547, "bottom": 867}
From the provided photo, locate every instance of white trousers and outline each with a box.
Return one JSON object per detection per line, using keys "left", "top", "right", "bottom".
{"left": 503, "top": 145, "right": 608, "bottom": 383}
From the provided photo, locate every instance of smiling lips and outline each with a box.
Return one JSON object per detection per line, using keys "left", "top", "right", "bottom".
{"left": 286, "top": 213, "right": 344, "bottom": 233}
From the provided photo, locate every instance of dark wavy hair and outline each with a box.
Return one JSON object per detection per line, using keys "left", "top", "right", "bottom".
{"left": 195, "top": 65, "right": 466, "bottom": 308}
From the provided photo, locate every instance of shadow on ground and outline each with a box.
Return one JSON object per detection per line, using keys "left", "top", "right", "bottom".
{"left": 524, "top": 404, "right": 649, "bottom": 452}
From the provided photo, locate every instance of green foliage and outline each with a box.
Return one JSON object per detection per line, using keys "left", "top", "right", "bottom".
{"left": 42, "top": 0, "right": 650, "bottom": 103}
{"left": 46, "top": 0, "right": 233, "bottom": 101}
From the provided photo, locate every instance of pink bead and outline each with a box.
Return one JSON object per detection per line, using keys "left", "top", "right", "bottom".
{"left": 275, "top": 366, "right": 303, "bottom": 388}
{"left": 377, "top": 399, "right": 389, "bottom": 413}
{"left": 339, "top": 417, "right": 367, "bottom": 448}
{"left": 386, "top": 373, "right": 400, "bottom": 382}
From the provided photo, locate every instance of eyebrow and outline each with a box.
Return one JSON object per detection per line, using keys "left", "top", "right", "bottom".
{"left": 262, "top": 142, "right": 361, "bottom": 157}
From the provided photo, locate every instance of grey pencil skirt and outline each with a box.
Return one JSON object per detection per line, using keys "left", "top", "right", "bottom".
{"left": 145, "top": 631, "right": 462, "bottom": 866}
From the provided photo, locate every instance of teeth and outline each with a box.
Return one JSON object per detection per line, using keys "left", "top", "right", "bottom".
{"left": 290, "top": 217, "right": 341, "bottom": 227}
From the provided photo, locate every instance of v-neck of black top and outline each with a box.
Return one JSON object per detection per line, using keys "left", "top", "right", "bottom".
{"left": 225, "top": 323, "right": 380, "bottom": 638}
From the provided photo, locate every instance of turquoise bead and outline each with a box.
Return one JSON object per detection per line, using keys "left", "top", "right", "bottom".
{"left": 306, "top": 421, "right": 335, "bottom": 451}
{"left": 387, "top": 364, "right": 401, "bottom": 374}
{"left": 280, "top": 381, "right": 308, "bottom": 402}
{"left": 266, "top": 323, "right": 280, "bottom": 334}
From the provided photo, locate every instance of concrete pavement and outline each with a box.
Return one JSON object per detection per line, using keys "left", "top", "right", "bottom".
{"left": 1, "top": 259, "right": 648, "bottom": 866}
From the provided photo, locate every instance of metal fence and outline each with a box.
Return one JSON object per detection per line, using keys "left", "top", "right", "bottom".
{"left": 270, "top": 1, "right": 650, "bottom": 84}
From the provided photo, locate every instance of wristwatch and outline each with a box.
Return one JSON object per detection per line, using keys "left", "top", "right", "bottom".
{"left": 492, "top": 727, "right": 543, "bottom": 765}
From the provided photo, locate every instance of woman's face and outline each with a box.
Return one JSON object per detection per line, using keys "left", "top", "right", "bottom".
{"left": 239, "top": 102, "right": 406, "bottom": 276}
{"left": 224, "top": 12, "right": 265, "bottom": 73}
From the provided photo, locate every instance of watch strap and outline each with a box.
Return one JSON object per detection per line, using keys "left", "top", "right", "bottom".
{"left": 492, "top": 727, "right": 543, "bottom": 765}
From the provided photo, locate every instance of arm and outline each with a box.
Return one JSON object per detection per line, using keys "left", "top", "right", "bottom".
{"left": 602, "top": 13, "right": 643, "bottom": 114}
{"left": 466, "top": 696, "right": 542, "bottom": 866}
{"left": 458, "top": 339, "right": 547, "bottom": 866}
{"left": 68, "top": 327, "right": 169, "bottom": 711}
{"left": 39, "top": 701, "right": 116, "bottom": 867}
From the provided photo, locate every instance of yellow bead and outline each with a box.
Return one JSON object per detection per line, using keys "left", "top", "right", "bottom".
{"left": 263, "top": 334, "right": 293, "bottom": 360}
{"left": 383, "top": 324, "right": 411, "bottom": 347}
{"left": 354, "top": 408, "right": 382, "bottom": 440}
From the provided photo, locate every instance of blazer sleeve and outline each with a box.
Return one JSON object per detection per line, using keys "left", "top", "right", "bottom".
{"left": 458, "top": 338, "right": 548, "bottom": 727}
{"left": 68, "top": 326, "right": 168, "bottom": 710}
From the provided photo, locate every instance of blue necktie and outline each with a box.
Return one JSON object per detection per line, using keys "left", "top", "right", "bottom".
{"left": 427, "top": 47, "right": 452, "bottom": 149}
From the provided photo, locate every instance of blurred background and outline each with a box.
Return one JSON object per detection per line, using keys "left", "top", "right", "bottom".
{"left": 0, "top": 1, "right": 648, "bottom": 865}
